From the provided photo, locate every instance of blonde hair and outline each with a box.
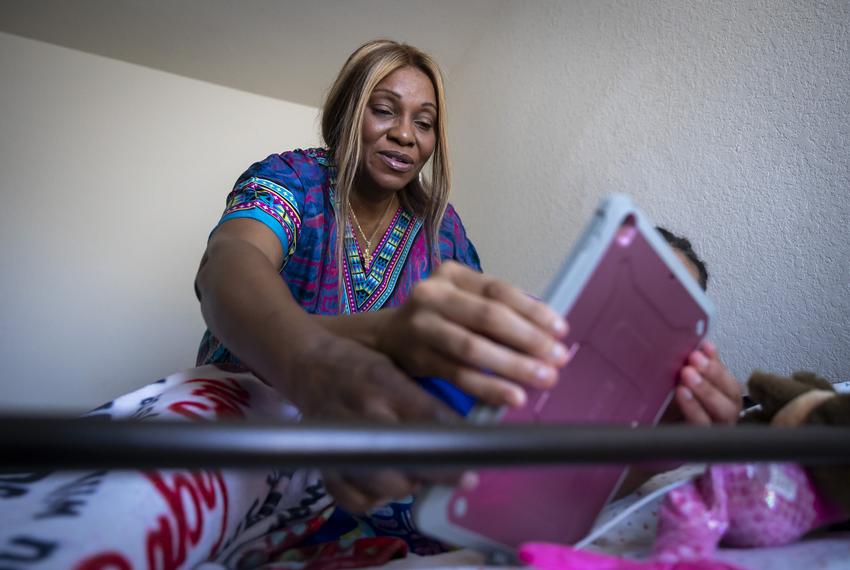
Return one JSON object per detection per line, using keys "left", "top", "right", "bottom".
{"left": 321, "top": 39, "right": 451, "bottom": 310}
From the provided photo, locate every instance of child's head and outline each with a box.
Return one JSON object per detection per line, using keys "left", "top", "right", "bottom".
{"left": 656, "top": 227, "right": 708, "bottom": 290}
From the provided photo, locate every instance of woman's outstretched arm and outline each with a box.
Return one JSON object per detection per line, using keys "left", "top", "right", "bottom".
{"left": 197, "top": 217, "right": 465, "bottom": 512}
{"left": 318, "top": 261, "right": 571, "bottom": 408}
{"left": 201, "top": 217, "right": 571, "bottom": 414}
{"left": 196, "top": 218, "right": 454, "bottom": 423}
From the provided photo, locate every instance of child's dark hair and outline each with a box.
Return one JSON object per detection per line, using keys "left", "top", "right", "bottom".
{"left": 656, "top": 226, "right": 709, "bottom": 291}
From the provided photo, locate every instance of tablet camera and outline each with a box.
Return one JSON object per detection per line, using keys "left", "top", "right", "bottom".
{"left": 615, "top": 214, "right": 638, "bottom": 247}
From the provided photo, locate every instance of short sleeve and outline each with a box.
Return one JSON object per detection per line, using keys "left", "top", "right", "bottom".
{"left": 439, "top": 204, "right": 482, "bottom": 271}
{"left": 217, "top": 152, "right": 306, "bottom": 263}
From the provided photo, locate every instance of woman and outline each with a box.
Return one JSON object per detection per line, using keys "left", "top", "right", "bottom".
{"left": 195, "top": 39, "right": 573, "bottom": 513}
{"left": 193, "top": 38, "right": 740, "bottom": 555}
{"left": 0, "top": 40, "right": 741, "bottom": 568}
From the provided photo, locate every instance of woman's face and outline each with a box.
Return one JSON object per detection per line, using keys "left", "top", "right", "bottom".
{"left": 357, "top": 66, "right": 438, "bottom": 196}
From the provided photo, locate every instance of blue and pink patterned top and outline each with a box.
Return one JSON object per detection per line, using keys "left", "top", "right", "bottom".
{"left": 196, "top": 148, "right": 481, "bottom": 555}
{"left": 197, "top": 147, "right": 481, "bottom": 366}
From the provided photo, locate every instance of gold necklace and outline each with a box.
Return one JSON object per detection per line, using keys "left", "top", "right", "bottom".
{"left": 349, "top": 196, "right": 396, "bottom": 268}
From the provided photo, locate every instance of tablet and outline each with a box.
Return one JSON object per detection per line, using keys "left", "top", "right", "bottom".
{"left": 413, "top": 193, "right": 715, "bottom": 553}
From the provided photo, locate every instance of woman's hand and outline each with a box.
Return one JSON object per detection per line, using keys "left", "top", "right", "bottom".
{"left": 198, "top": 222, "right": 470, "bottom": 511}
{"left": 376, "top": 261, "right": 570, "bottom": 408}
{"left": 290, "top": 334, "right": 459, "bottom": 423}
{"left": 288, "top": 334, "right": 464, "bottom": 512}
{"left": 673, "top": 340, "right": 742, "bottom": 425}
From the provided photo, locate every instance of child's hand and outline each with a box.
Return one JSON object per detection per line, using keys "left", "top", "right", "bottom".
{"left": 674, "top": 341, "right": 742, "bottom": 425}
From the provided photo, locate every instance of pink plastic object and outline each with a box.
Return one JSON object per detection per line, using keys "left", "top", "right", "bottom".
{"left": 518, "top": 542, "right": 747, "bottom": 570}
{"left": 654, "top": 463, "right": 846, "bottom": 562}
{"left": 444, "top": 222, "right": 710, "bottom": 547}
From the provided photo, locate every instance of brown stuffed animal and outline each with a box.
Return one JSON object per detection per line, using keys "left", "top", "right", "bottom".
{"left": 743, "top": 370, "right": 850, "bottom": 513}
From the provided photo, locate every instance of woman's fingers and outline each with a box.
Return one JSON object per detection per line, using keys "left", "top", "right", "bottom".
{"left": 323, "top": 473, "right": 399, "bottom": 514}
{"left": 418, "top": 345, "right": 529, "bottom": 407}
{"left": 346, "top": 470, "right": 418, "bottom": 503}
{"left": 402, "top": 263, "right": 572, "bottom": 394}
{"left": 450, "top": 367, "right": 529, "bottom": 408}
{"left": 437, "top": 261, "right": 567, "bottom": 338}
{"left": 324, "top": 468, "right": 434, "bottom": 514}
{"left": 379, "top": 261, "right": 571, "bottom": 406}
{"left": 323, "top": 472, "right": 379, "bottom": 513}
{"left": 409, "top": 311, "right": 559, "bottom": 398}
{"left": 415, "top": 280, "right": 569, "bottom": 368}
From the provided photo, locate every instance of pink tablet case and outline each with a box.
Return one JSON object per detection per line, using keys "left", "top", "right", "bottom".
{"left": 435, "top": 210, "right": 710, "bottom": 549}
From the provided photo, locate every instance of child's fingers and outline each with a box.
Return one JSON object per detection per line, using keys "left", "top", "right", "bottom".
{"left": 712, "top": 365, "right": 743, "bottom": 403}
{"left": 688, "top": 350, "right": 742, "bottom": 402}
{"left": 675, "top": 385, "right": 711, "bottom": 426}
{"left": 699, "top": 339, "right": 718, "bottom": 358}
{"left": 681, "top": 366, "right": 739, "bottom": 424}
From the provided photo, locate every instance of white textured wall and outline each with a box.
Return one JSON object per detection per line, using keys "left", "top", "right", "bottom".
{"left": 446, "top": 1, "right": 849, "bottom": 384}
{"left": 2, "top": 2, "right": 847, "bottom": 412}
{"left": 0, "top": 32, "right": 320, "bottom": 411}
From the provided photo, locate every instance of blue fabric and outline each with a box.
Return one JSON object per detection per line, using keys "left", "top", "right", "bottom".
{"left": 416, "top": 377, "right": 476, "bottom": 417}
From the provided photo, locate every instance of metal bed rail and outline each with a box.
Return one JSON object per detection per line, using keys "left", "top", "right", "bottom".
{"left": 1, "top": 417, "right": 848, "bottom": 471}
